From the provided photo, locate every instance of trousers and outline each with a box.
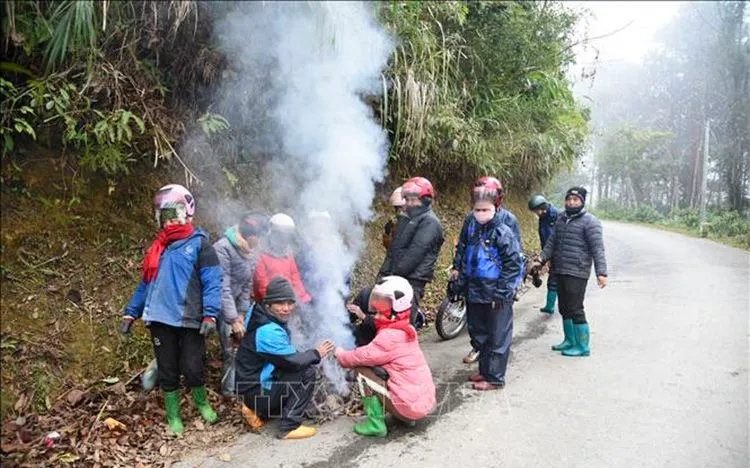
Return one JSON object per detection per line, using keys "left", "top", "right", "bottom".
{"left": 149, "top": 322, "right": 205, "bottom": 392}
{"left": 556, "top": 274, "right": 588, "bottom": 324}
{"left": 243, "top": 366, "right": 317, "bottom": 433}
{"left": 466, "top": 300, "right": 513, "bottom": 385}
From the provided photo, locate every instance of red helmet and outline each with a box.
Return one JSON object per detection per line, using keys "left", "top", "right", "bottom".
{"left": 402, "top": 177, "right": 435, "bottom": 199}
{"left": 472, "top": 176, "right": 503, "bottom": 208}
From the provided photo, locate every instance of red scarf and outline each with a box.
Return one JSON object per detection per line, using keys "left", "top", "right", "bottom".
{"left": 374, "top": 312, "right": 417, "bottom": 341}
{"left": 142, "top": 224, "right": 195, "bottom": 283}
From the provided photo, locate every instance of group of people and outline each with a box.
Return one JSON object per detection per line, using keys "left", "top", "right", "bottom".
{"left": 119, "top": 175, "right": 607, "bottom": 440}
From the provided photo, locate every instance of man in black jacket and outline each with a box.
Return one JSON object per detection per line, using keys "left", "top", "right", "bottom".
{"left": 534, "top": 187, "right": 607, "bottom": 357}
{"left": 235, "top": 277, "right": 334, "bottom": 439}
{"left": 379, "top": 176, "right": 445, "bottom": 327}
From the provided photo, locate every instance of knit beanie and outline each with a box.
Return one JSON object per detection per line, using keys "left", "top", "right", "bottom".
{"left": 565, "top": 186, "right": 587, "bottom": 205}
{"left": 264, "top": 276, "right": 297, "bottom": 304}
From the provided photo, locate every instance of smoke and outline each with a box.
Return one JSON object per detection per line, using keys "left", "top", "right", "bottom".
{"left": 200, "top": 2, "right": 393, "bottom": 394}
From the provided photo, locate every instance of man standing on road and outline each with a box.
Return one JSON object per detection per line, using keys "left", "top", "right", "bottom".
{"left": 379, "top": 176, "right": 445, "bottom": 328}
{"left": 534, "top": 187, "right": 607, "bottom": 357}
{"left": 452, "top": 176, "right": 524, "bottom": 364}
{"left": 528, "top": 195, "right": 560, "bottom": 314}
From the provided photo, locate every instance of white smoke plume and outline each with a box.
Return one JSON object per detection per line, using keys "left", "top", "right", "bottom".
{"left": 208, "top": 2, "right": 393, "bottom": 394}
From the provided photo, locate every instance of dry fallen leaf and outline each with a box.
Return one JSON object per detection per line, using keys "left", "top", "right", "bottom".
{"left": 104, "top": 418, "right": 126, "bottom": 432}
{"left": 67, "top": 389, "right": 86, "bottom": 406}
{"left": 219, "top": 453, "right": 232, "bottom": 462}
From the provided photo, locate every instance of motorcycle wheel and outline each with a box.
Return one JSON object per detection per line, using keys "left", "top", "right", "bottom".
{"left": 435, "top": 297, "right": 467, "bottom": 340}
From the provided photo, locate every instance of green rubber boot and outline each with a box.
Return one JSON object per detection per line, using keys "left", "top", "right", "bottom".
{"left": 354, "top": 395, "right": 387, "bottom": 437}
{"left": 540, "top": 290, "right": 557, "bottom": 314}
{"left": 551, "top": 318, "right": 576, "bottom": 351}
{"left": 191, "top": 386, "right": 218, "bottom": 424}
{"left": 163, "top": 390, "right": 185, "bottom": 434}
{"left": 562, "top": 323, "right": 590, "bottom": 357}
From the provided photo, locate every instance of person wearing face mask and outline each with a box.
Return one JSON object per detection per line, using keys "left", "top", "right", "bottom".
{"left": 213, "top": 211, "right": 269, "bottom": 396}
{"left": 235, "top": 276, "right": 335, "bottom": 439}
{"left": 378, "top": 177, "right": 445, "bottom": 328}
{"left": 533, "top": 187, "right": 608, "bottom": 357}
{"left": 382, "top": 187, "right": 407, "bottom": 251}
{"left": 451, "top": 177, "right": 524, "bottom": 364}
{"left": 253, "top": 213, "right": 312, "bottom": 304}
{"left": 451, "top": 180, "right": 522, "bottom": 390}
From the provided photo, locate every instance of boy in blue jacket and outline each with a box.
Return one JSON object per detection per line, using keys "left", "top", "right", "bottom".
{"left": 528, "top": 194, "right": 560, "bottom": 314}
{"left": 120, "top": 184, "right": 222, "bottom": 434}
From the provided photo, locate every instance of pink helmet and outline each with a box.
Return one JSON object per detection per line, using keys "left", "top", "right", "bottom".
{"left": 153, "top": 184, "right": 195, "bottom": 225}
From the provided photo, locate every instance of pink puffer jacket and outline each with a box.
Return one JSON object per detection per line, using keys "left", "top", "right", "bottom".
{"left": 336, "top": 329, "right": 436, "bottom": 420}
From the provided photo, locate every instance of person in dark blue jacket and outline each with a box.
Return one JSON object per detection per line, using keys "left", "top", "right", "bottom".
{"left": 452, "top": 182, "right": 522, "bottom": 390}
{"left": 235, "top": 277, "right": 335, "bottom": 440}
{"left": 120, "top": 184, "right": 222, "bottom": 434}
{"left": 451, "top": 176, "right": 524, "bottom": 364}
{"left": 528, "top": 194, "right": 560, "bottom": 314}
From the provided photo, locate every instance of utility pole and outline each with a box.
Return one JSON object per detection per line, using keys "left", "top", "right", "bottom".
{"left": 699, "top": 119, "right": 710, "bottom": 237}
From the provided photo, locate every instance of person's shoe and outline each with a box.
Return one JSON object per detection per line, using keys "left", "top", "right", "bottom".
{"left": 163, "top": 390, "right": 185, "bottom": 434}
{"left": 562, "top": 323, "right": 590, "bottom": 357}
{"left": 241, "top": 404, "right": 265, "bottom": 433}
{"left": 472, "top": 381, "right": 504, "bottom": 391}
{"left": 552, "top": 318, "right": 576, "bottom": 351}
{"left": 467, "top": 374, "right": 485, "bottom": 383}
{"left": 190, "top": 386, "right": 219, "bottom": 424}
{"left": 280, "top": 425, "right": 317, "bottom": 440}
{"left": 354, "top": 395, "right": 387, "bottom": 437}
{"left": 462, "top": 348, "right": 480, "bottom": 364}
{"left": 540, "top": 290, "right": 557, "bottom": 314}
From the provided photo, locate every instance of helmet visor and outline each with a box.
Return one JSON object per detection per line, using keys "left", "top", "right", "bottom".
{"left": 368, "top": 291, "right": 393, "bottom": 316}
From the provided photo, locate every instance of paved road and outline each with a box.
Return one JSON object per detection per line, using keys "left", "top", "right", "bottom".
{"left": 181, "top": 222, "right": 749, "bottom": 467}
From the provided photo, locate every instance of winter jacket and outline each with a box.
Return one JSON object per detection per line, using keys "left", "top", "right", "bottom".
{"left": 124, "top": 228, "right": 221, "bottom": 329}
{"left": 538, "top": 205, "right": 560, "bottom": 251}
{"left": 540, "top": 209, "right": 607, "bottom": 279}
{"left": 254, "top": 251, "right": 312, "bottom": 304}
{"left": 336, "top": 328, "right": 436, "bottom": 420}
{"left": 452, "top": 214, "right": 523, "bottom": 303}
{"left": 235, "top": 303, "right": 321, "bottom": 396}
{"left": 453, "top": 209, "right": 522, "bottom": 270}
{"left": 213, "top": 235, "right": 258, "bottom": 325}
{"left": 379, "top": 206, "right": 445, "bottom": 283}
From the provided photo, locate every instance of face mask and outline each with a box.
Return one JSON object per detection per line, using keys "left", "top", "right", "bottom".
{"left": 473, "top": 207, "right": 496, "bottom": 225}
{"left": 565, "top": 205, "right": 584, "bottom": 216}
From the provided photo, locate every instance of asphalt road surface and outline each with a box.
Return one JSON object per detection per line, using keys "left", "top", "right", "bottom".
{"left": 181, "top": 221, "right": 749, "bottom": 468}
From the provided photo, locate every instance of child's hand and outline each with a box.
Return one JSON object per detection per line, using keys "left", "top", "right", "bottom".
{"left": 120, "top": 316, "right": 135, "bottom": 335}
{"left": 316, "top": 340, "right": 335, "bottom": 358}
{"left": 200, "top": 317, "right": 217, "bottom": 336}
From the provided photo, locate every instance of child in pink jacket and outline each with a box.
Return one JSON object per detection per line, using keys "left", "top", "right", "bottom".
{"left": 335, "top": 276, "right": 436, "bottom": 437}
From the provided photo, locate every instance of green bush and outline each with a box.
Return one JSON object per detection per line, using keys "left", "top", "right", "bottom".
{"left": 708, "top": 211, "right": 750, "bottom": 238}
{"left": 628, "top": 205, "right": 664, "bottom": 224}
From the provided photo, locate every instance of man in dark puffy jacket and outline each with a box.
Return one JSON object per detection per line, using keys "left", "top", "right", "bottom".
{"left": 528, "top": 194, "right": 560, "bottom": 314}
{"left": 535, "top": 186, "right": 607, "bottom": 357}
{"left": 453, "top": 182, "right": 522, "bottom": 390}
{"left": 379, "top": 177, "right": 445, "bottom": 327}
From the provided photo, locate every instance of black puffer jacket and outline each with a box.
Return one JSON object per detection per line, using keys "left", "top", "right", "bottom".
{"left": 540, "top": 209, "right": 607, "bottom": 280}
{"left": 379, "top": 206, "right": 445, "bottom": 283}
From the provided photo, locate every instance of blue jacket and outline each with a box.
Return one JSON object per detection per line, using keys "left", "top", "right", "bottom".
{"left": 538, "top": 205, "right": 560, "bottom": 250}
{"left": 453, "top": 214, "right": 523, "bottom": 303}
{"left": 235, "top": 303, "right": 321, "bottom": 395}
{"left": 124, "top": 228, "right": 222, "bottom": 329}
{"left": 496, "top": 208, "right": 521, "bottom": 247}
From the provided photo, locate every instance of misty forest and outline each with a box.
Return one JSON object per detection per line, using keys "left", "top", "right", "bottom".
{"left": 0, "top": 1, "right": 748, "bottom": 465}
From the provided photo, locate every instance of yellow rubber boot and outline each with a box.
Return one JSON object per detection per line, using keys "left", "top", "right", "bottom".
{"left": 241, "top": 404, "right": 265, "bottom": 433}
{"left": 280, "top": 425, "right": 317, "bottom": 440}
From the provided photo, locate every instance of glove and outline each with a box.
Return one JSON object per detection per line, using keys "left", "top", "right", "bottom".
{"left": 199, "top": 317, "right": 217, "bottom": 336}
{"left": 120, "top": 316, "right": 135, "bottom": 335}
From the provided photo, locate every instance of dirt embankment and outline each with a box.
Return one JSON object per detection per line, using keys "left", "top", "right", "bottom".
{"left": 0, "top": 146, "right": 538, "bottom": 464}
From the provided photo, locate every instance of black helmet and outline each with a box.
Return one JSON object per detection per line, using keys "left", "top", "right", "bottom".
{"left": 528, "top": 194, "right": 548, "bottom": 210}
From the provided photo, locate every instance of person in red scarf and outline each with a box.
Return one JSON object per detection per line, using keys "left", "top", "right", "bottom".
{"left": 335, "top": 276, "right": 436, "bottom": 437}
{"left": 120, "top": 184, "right": 222, "bottom": 434}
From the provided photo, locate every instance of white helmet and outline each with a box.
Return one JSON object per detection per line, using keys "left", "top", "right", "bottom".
{"left": 369, "top": 276, "right": 413, "bottom": 317}
{"left": 389, "top": 187, "right": 406, "bottom": 207}
{"left": 269, "top": 213, "right": 296, "bottom": 233}
{"left": 308, "top": 210, "right": 331, "bottom": 222}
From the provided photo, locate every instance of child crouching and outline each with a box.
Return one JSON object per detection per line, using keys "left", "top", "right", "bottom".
{"left": 335, "top": 276, "right": 436, "bottom": 436}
